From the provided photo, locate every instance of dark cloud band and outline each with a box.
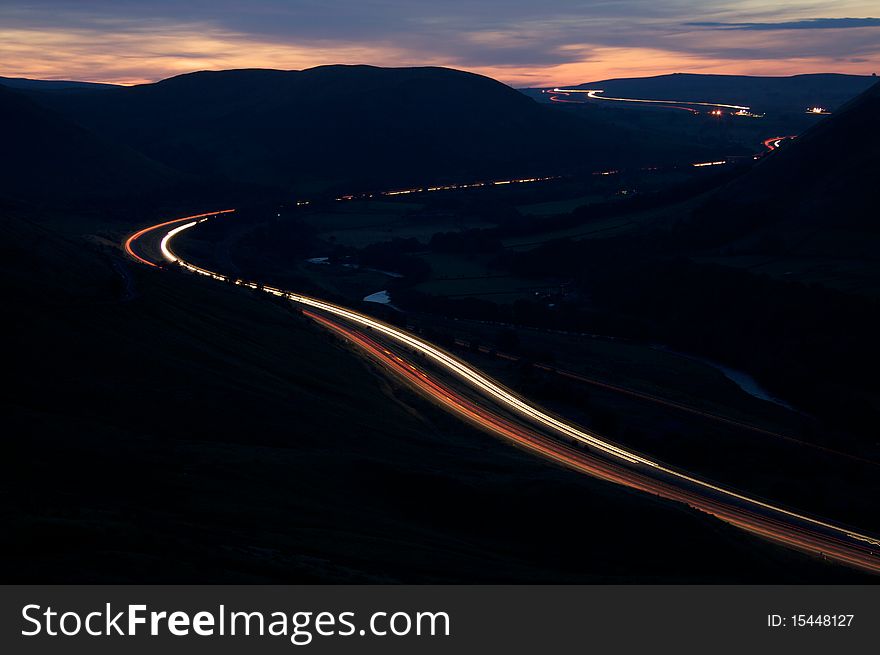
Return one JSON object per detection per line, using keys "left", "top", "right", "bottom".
{"left": 688, "top": 18, "right": 880, "bottom": 31}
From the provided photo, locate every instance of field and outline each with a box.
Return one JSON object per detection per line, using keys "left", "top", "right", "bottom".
{"left": 301, "top": 200, "right": 491, "bottom": 248}
{"left": 411, "top": 252, "right": 554, "bottom": 302}
{"left": 697, "top": 228, "right": 880, "bottom": 299}
{"left": 502, "top": 195, "right": 703, "bottom": 250}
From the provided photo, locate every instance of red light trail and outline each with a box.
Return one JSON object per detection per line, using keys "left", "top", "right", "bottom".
{"left": 122, "top": 208, "right": 880, "bottom": 575}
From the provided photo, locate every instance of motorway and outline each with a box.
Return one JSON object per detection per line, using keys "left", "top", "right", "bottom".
{"left": 763, "top": 135, "right": 797, "bottom": 151}
{"left": 549, "top": 91, "right": 699, "bottom": 114}
{"left": 450, "top": 338, "right": 880, "bottom": 469}
{"left": 125, "top": 209, "right": 880, "bottom": 574}
{"left": 548, "top": 88, "right": 752, "bottom": 114}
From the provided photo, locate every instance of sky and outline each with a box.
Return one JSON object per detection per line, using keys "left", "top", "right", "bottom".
{"left": 1, "top": 1, "right": 879, "bottom": 86}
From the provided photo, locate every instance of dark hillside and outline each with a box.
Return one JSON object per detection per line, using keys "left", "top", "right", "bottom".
{"left": 26, "top": 65, "right": 702, "bottom": 192}
{"left": 706, "top": 79, "right": 880, "bottom": 231}
{"left": 0, "top": 85, "right": 179, "bottom": 206}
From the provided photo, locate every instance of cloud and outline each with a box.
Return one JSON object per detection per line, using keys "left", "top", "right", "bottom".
{"left": 0, "top": 2, "right": 878, "bottom": 86}
{"left": 0, "top": 24, "right": 414, "bottom": 84}
{"left": 688, "top": 17, "right": 880, "bottom": 30}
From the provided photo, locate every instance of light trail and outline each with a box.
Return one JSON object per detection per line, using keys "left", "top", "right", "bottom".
{"left": 553, "top": 88, "right": 751, "bottom": 112}
{"left": 763, "top": 135, "right": 797, "bottom": 152}
{"left": 160, "top": 221, "right": 197, "bottom": 261}
{"left": 303, "top": 309, "right": 880, "bottom": 573}
{"left": 547, "top": 93, "right": 585, "bottom": 105}
{"left": 124, "top": 210, "right": 880, "bottom": 574}
{"left": 548, "top": 90, "right": 700, "bottom": 113}
{"left": 123, "top": 210, "right": 235, "bottom": 267}
{"left": 334, "top": 175, "right": 560, "bottom": 202}
{"left": 454, "top": 339, "right": 880, "bottom": 468}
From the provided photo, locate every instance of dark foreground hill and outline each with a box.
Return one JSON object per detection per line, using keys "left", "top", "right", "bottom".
{"left": 23, "top": 65, "right": 703, "bottom": 196}
{"left": 0, "top": 84, "right": 179, "bottom": 206}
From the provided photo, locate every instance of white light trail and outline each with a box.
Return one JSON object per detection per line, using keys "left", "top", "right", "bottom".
{"left": 157, "top": 215, "right": 880, "bottom": 552}
{"left": 159, "top": 221, "right": 197, "bottom": 261}
{"left": 554, "top": 88, "right": 750, "bottom": 111}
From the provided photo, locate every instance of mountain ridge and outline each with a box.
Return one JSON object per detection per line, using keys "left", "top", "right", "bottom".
{"left": 19, "top": 65, "right": 707, "bottom": 197}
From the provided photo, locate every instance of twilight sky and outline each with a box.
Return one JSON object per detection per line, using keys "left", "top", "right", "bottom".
{"left": 1, "top": 1, "right": 879, "bottom": 86}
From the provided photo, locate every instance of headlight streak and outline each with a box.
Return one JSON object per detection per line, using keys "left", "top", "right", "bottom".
{"left": 335, "top": 176, "right": 560, "bottom": 201}
{"left": 159, "top": 221, "right": 197, "bottom": 261}
{"left": 125, "top": 210, "right": 880, "bottom": 574}
{"left": 762, "top": 136, "right": 797, "bottom": 152}
{"left": 123, "top": 210, "right": 236, "bottom": 267}
{"left": 553, "top": 88, "right": 751, "bottom": 112}
{"left": 300, "top": 309, "right": 880, "bottom": 573}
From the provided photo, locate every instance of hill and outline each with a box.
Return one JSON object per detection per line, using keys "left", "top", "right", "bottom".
{"left": 0, "top": 84, "right": 179, "bottom": 207}
{"left": 709, "top": 79, "right": 880, "bottom": 228}
{"left": 433, "top": 80, "right": 880, "bottom": 445}
{"left": 0, "top": 75, "right": 120, "bottom": 91}
{"left": 682, "top": 79, "right": 880, "bottom": 295}
{"left": 23, "top": 65, "right": 706, "bottom": 194}
{"left": 527, "top": 72, "right": 877, "bottom": 113}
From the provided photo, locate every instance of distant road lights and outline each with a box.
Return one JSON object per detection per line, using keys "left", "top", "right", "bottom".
{"left": 733, "top": 109, "right": 764, "bottom": 118}
{"left": 552, "top": 88, "right": 750, "bottom": 111}
{"left": 806, "top": 106, "right": 831, "bottom": 115}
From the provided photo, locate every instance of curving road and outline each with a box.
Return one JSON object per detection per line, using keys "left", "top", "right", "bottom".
{"left": 550, "top": 88, "right": 751, "bottom": 113}
{"left": 549, "top": 91, "right": 700, "bottom": 114}
{"left": 762, "top": 135, "right": 797, "bottom": 151}
{"left": 125, "top": 209, "right": 880, "bottom": 574}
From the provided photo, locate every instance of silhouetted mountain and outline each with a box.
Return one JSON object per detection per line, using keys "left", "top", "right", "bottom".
{"left": 0, "top": 75, "right": 120, "bottom": 91}
{"left": 527, "top": 73, "right": 876, "bottom": 113}
{"left": 0, "top": 84, "right": 179, "bottom": 206}
{"left": 26, "top": 65, "right": 702, "bottom": 193}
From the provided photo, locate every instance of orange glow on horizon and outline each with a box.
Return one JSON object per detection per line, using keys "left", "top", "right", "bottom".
{"left": 1, "top": 24, "right": 878, "bottom": 88}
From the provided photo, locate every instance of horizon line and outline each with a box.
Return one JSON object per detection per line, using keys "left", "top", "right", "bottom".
{"left": 2, "top": 65, "right": 876, "bottom": 89}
